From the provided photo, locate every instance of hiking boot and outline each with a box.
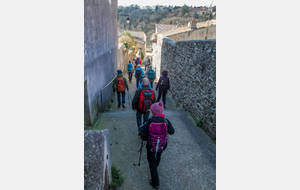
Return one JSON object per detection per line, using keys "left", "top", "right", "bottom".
{"left": 118, "top": 103, "right": 121, "bottom": 108}
{"left": 150, "top": 179, "right": 159, "bottom": 189}
{"left": 122, "top": 103, "right": 125, "bottom": 108}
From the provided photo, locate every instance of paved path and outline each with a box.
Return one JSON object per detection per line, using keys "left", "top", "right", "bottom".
{"left": 99, "top": 70, "right": 216, "bottom": 190}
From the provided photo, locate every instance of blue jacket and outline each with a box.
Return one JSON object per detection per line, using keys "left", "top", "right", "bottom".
{"left": 134, "top": 68, "right": 144, "bottom": 78}
{"left": 127, "top": 63, "right": 133, "bottom": 72}
{"left": 138, "top": 82, "right": 152, "bottom": 89}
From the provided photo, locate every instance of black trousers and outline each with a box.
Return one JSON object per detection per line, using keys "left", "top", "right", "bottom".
{"left": 157, "top": 88, "right": 168, "bottom": 105}
{"left": 147, "top": 148, "right": 162, "bottom": 187}
{"left": 128, "top": 71, "right": 133, "bottom": 82}
{"left": 150, "top": 80, "right": 154, "bottom": 89}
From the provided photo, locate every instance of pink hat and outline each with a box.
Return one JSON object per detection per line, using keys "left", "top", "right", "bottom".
{"left": 150, "top": 101, "right": 164, "bottom": 114}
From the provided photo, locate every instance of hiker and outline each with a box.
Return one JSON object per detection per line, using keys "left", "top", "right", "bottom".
{"left": 134, "top": 64, "right": 144, "bottom": 89}
{"left": 138, "top": 76, "right": 152, "bottom": 89}
{"left": 112, "top": 70, "right": 129, "bottom": 108}
{"left": 145, "top": 65, "right": 156, "bottom": 88}
{"left": 127, "top": 60, "right": 133, "bottom": 83}
{"left": 156, "top": 70, "right": 170, "bottom": 108}
{"left": 135, "top": 57, "right": 142, "bottom": 67}
{"left": 144, "top": 56, "right": 151, "bottom": 70}
{"left": 132, "top": 78, "right": 156, "bottom": 136}
{"left": 140, "top": 101, "right": 175, "bottom": 189}
{"left": 133, "top": 58, "right": 136, "bottom": 70}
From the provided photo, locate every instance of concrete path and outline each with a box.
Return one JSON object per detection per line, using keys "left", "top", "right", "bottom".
{"left": 99, "top": 69, "right": 216, "bottom": 190}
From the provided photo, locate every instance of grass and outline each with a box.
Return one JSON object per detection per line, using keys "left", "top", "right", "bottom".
{"left": 195, "top": 118, "right": 203, "bottom": 128}
{"left": 111, "top": 165, "right": 125, "bottom": 189}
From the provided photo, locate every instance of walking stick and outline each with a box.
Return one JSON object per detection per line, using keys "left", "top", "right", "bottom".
{"left": 138, "top": 140, "right": 145, "bottom": 166}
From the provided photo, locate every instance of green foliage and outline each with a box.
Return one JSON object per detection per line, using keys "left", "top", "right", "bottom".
{"left": 111, "top": 166, "right": 125, "bottom": 189}
{"left": 180, "top": 4, "right": 189, "bottom": 15}
{"left": 195, "top": 118, "right": 203, "bottom": 127}
{"left": 141, "top": 51, "right": 144, "bottom": 60}
{"left": 122, "top": 31, "right": 135, "bottom": 39}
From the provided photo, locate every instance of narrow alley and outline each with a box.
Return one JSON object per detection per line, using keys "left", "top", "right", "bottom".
{"left": 97, "top": 69, "right": 216, "bottom": 190}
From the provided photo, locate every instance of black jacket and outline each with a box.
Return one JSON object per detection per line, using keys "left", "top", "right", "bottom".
{"left": 132, "top": 85, "right": 156, "bottom": 112}
{"left": 140, "top": 115, "right": 175, "bottom": 150}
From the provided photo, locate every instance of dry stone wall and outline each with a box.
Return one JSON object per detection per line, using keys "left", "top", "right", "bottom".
{"left": 161, "top": 38, "right": 216, "bottom": 140}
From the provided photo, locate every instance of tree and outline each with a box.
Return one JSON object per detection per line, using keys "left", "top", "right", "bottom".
{"left": 155, "top": 5, "right": 158, "bottom": 12}
{"left": 180, "top": 4, "right": 189, "bottom": 15}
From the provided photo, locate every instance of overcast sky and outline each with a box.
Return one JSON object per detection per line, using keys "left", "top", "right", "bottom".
{"left": 118, "top": 0, "right": 216, "bottom": 8}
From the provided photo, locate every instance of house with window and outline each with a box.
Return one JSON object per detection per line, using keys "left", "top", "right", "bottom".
{"left": 192, "top": 8, "right": 209, "bottom": 15}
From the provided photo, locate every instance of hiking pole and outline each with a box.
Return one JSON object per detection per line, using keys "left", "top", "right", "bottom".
{"left": 137, "top": 140, "right": 145, "bottom": 166}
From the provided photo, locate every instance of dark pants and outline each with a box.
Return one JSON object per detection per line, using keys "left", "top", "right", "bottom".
{"left": 117, "top": 92, "right": 125, "bottom": 104}
{"left": 128, "top": 71, "right": 133, "bottom": 82}
{"left": 136, "top": 110, "right": 150, "bottom": 131}
{"left": 157, "top": 88, "right": 168, "bottom": 105}
{"left": 136, "top": 78, "right": 141, "bottom": 89}
{"left": 147, "top": 148, "right": 162, "bottom": 187}
{"left": 150, "top": 80, "right": 154, "bottom": 89}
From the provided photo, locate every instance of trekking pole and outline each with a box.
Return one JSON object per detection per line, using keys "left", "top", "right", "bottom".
{"left": 138, "top": 140, "right": 145, "bottom": 166}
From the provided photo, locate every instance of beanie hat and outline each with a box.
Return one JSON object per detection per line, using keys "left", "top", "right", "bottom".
{"left": 137, "top": 64, "right": 141, "bottom": 68}
{"left": 150, "top": 101, "right": 164, "bottom": 115}
{"left": 149, "top": 65, "right": 152, "bottom": 69}
{"left": 117, "top": 70, "right": 122, "bottom": 74}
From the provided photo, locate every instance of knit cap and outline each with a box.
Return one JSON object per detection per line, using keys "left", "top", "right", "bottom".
{"left": 150, "top": 101, "right": 164, "bottom": 115}
{"left": 149, "top": 65, "right": 152, "bottom": 69}
{"left": 117, "top": 70, "right": 122, "bottom": 74}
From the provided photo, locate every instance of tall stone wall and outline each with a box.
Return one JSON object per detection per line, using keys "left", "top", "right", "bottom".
{"left": 161, "top": 38, "right": 216, "bottom": 140}
{"left": 152, "top": 34, "right": 164, "bottom": 82}
{"left": 84, "top": 0, "right": 118, "bottom": 126}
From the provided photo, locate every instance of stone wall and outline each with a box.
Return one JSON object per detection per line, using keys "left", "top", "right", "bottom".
{"left": 161, "top": 38, "right": 216, "bottom": 140}
{"left": 168, "top": 26, "right": 216, "bottom": 42}
{"left": 84, "top": 129, "right": 111, "bottom": 190}
{"left": 84, "top": 0, "right": 118, "bottom": 126}
{"left": 152, "top": 34, "right": 164, "bottom": 82}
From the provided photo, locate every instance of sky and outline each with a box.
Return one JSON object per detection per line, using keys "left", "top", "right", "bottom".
{"left": 118, "top": 0, "right": 216, "bottom": 8}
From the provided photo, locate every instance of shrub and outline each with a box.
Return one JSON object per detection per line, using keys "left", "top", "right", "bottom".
{"left": 111, "top": 166, "right": 125, "bottom": 189}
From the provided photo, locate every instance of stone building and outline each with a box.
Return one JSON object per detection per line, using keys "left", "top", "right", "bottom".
{"left": 84, "top": 0, "right": 118, "bottom": 126}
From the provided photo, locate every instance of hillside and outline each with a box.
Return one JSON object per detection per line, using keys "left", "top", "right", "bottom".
{"left": 118, "top": 4, "right": 216, "bottom": 47}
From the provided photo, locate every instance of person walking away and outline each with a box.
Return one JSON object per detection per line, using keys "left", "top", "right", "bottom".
{"left": 112, "top": 70, "right": 129, "bottom": 108}
{"left": 140, "top": 101, "right": 175, "bottom": 189}
{"left": 127, "top": 60, "right": 133, "bottom": 83}
{"left": 138, "top": 76, "right": 152, "bottom": 89}
{"left": 133, "top": 58, "right": 136, "bottom": 70}
{"left": 155, "top": 70, "right": 170, "bottom": 108}
{"left": 145, "top": 65, "right": 156, "bottom": 88}
{"left": 134, "top": 64, "right": 144, "bottom": 89}
{"left": 144, "top": 56, "right": 151, "bottom": 70}
{"left": 132, "top": 78, "right": 156, "bottom": 136}
{"left": 135, "top": 57, "right": 142, "bottom": 67}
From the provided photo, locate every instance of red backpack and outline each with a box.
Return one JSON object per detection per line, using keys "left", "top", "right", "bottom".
{"left": 139, "top": 89, "right": 154, "bottom": 112}
{"left": 116, "top": 77, "right": 125, "bottom": 92}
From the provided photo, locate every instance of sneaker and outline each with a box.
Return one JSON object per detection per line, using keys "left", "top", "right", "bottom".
{"left": 122, "top": 103, "right": 125, "bottom": 108}
{"left": 150, "top": 179, "right": 159, "bottom": 189}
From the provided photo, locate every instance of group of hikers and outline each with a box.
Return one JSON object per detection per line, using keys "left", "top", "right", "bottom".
{"left": 112, "top": 56, "right": 175, "bottom": 189}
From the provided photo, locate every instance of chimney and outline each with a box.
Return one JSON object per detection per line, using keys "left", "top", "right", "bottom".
{"left": 189, "top": 20, "right": 197, "bottom": 29}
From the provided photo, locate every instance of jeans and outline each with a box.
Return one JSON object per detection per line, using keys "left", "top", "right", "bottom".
{"left": 147, "top": 148, "right": 162, "bottom": 187}
{"left": 157, "top": 88, "right": 168, "bottom": 105}
{"left": 117, "top": 92, "right": 125, "bottom": 104}
{"left": 136, "top": 110, "right": 150, "bottom": 131}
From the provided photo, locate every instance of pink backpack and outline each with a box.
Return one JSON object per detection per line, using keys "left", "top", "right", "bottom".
{"left": 148, "top": 119, "right": 168, "bottom": 154}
